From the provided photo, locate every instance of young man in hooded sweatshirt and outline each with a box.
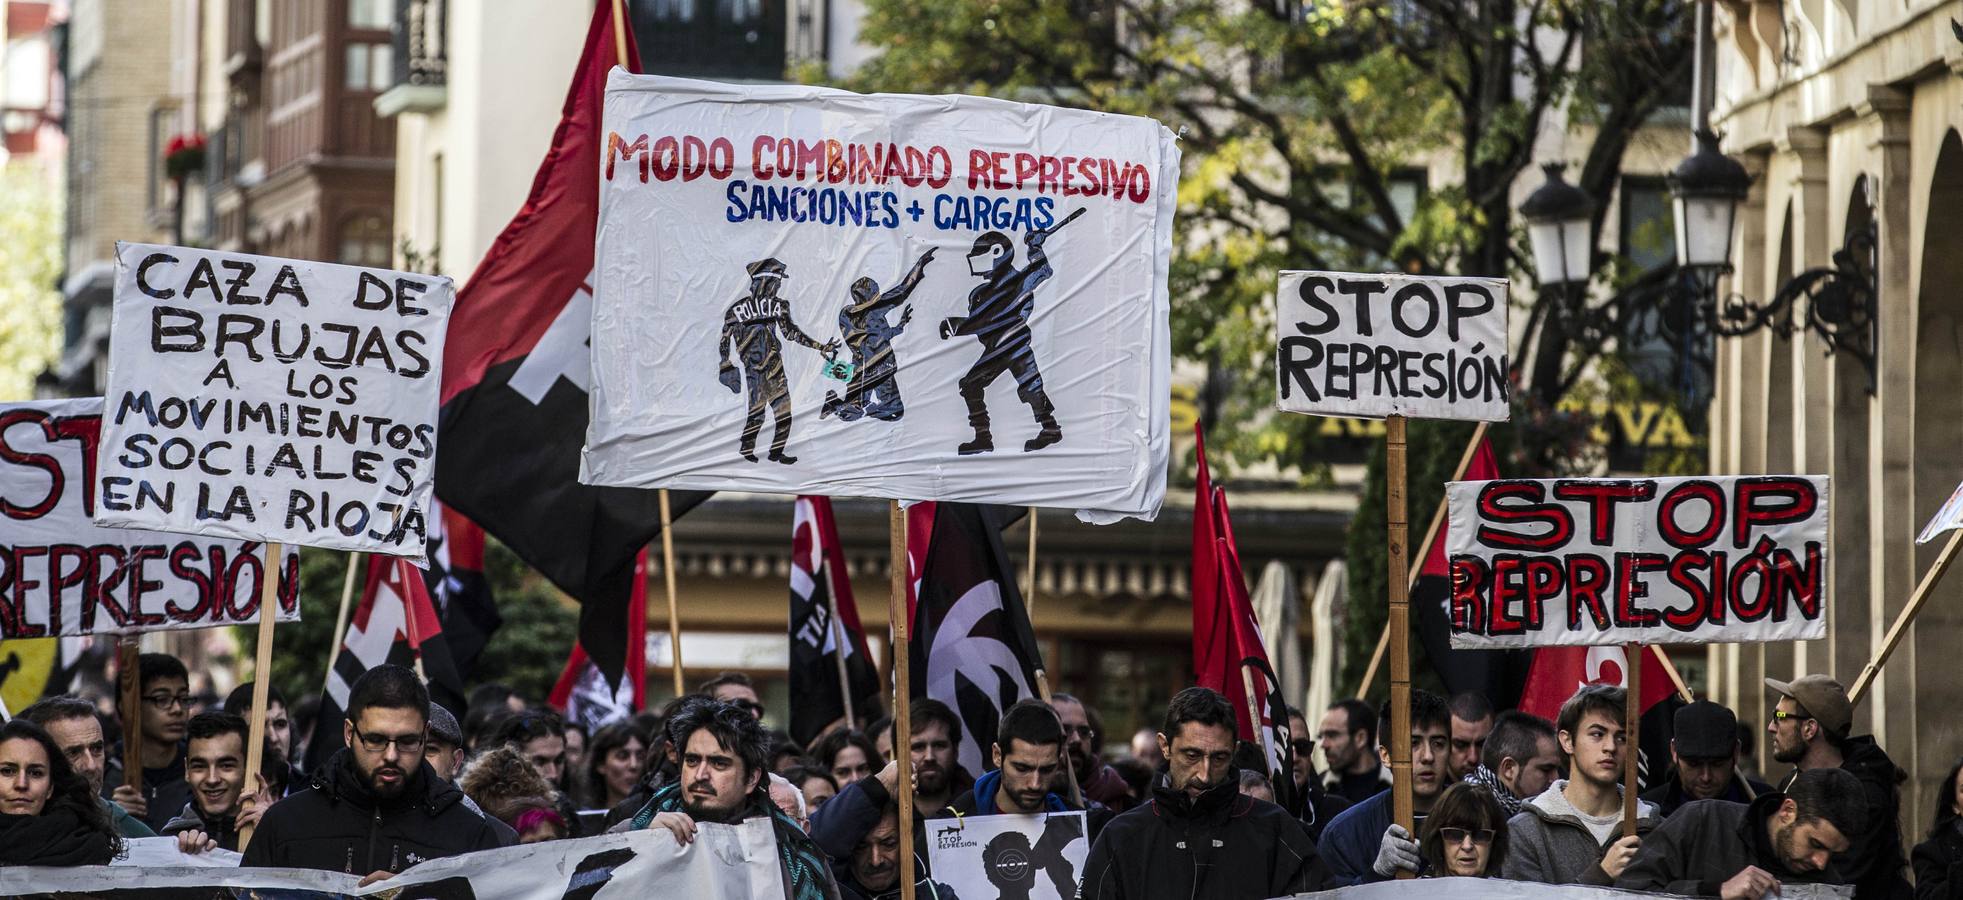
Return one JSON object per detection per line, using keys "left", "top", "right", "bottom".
{"left": 1502, "top": 684, "right": 1661, "bottom": 886}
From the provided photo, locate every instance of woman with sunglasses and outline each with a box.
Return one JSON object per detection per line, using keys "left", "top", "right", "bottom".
{"left": 1418, "top": 783, "right": 1510, "bottom": 878}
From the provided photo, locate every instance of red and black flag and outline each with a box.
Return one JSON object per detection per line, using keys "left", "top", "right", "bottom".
{"left": 550, "top": 551, "right": 649, "bottom": 732}
{"left": 908, "top": 502, "right": 1046, "bottom": 778}
{"left": 1412, "top": 436, "right": 1532, "bottom": 705}
{"left": 435, "top": 0, "right": 705, "bottom": 685}
{"left": 1191, "top": 427, "right": 1298, "bottom": 815}
{"left": 422, "top": 501, "right": 500, "bottom": 681}
{"left": 787, "top": 496, "right": 883, "bottom": 746}
{"left": 306, "top": 556, "right": 465, "bottom": 773}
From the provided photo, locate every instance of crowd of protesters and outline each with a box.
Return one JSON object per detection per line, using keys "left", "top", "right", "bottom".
{"left": 4, "top": 652, "right": 1959, "bottom": 900}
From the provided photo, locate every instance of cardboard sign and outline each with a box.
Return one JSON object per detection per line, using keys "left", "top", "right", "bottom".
{"left": 580, "top": 74, "right": 1179, "bottom": 523}
{"left": 94, "top": 243, "right": 452, "bottom": 562}
{"left": 1445, "top": 475, "right": 1829, "bottom": 648}
{"left": 1274, "top": 270, "right": 1510, "bottom": 421}
{"left": 926, "top": 810, "right": 1090, "bottom": 900}
{"left": 0, "top": 399, "right": 299, "bottom": 638}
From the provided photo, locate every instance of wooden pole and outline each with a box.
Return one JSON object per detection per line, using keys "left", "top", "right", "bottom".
{"left": 1851, "top": 527, "right": 1963, "bottom": 702}
{"left": 1385, "top": 414, "right": 1414, "bottom": 860}
{"left": 1648, "top": 645, "right": 1695, "bottom": 704}
{"left": 237, "top": 541, "right": 284, "bottom": 853}
{"left": 118, "top": 638, "right": 142, "bottom": 794}
{"left": 829, "top": 583, "right": 857, "bottom": 729}
{"left": 1032, "top": 669, "right": 1083, "bottom": 807}
{"left": 609, "top": 0, "right": 630, "bottom": 68}
{"left": 660, "top": 490, "right": 685, "bottom": 698}
{"left": 888, "top": 502, "right": 917, "bottom": 900}
{"left": 1357, "top": 421, "right": 1489, "bottom": 699}
{"left": 1024, "top": 508, "right": 1039, "bottom": 618}
{"left": 323, "top": 553, "right": 361, "bottom": 678}
{"left": 1623, "top": 642, "right": 1641, "bottom": 837}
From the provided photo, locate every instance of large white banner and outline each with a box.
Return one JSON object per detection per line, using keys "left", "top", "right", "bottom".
{"left": 1274, "top": 270, "right": 1510, "bottom": 421}
{"left": 0, "top": 398, "right": 300, "bottom": 638}
{"left": 0, "top": 819, "right": 784, "bottom": 899}
{"left": 926, "top": 810, "right": 1089, "bottom": 900}
{"left": 1284, "top": 878, "right": 1850, "bottom": 900}
{"left": 1446, "top": 475, "right": 1829, "bottom": 648}
{"left": 95, "top": 243, "right": 452, "bottom": 563}
{"left": 581, "top": 74, "right": 1178, "bottom": 523}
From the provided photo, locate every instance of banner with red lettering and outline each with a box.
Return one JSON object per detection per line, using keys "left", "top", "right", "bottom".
{"left": 1445, "top": 475, "right": 1828, "bottom": 648}
{"left": 579, "top": 75, "right": 1178, "bottom": 523}
{"left": 0, "top": 399, "right": 299, "bottom": 638}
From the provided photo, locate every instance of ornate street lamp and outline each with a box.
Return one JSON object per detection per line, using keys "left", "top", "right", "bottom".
{"left": 1520, "top": 163, "right": 1595, "bottom": 288}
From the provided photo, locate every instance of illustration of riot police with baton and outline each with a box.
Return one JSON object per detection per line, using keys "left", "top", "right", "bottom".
{"left": 718, "top": 257, "right": 837, "bottom": 464}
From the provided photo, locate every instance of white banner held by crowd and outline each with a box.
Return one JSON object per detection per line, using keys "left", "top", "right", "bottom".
{"left": 580, "top": 75, "right": 1178, "bottom": 523}
{"left": 926, "top": 810, "right": 1089, "bottom": 900}
{"left": 0, "top": 819, "right": 784, "bottom": 899}
{"left": 94, "top": 243, "right": 452, "bottom": 563}
{"left": 0, "top": 398, "right": 300, "bottom": 638}
{"left": 1445, "top": 475, "right": 1829, "bottom": 649}
{"left": 1274, "top": 270, "right": 1510, "bottom": 421}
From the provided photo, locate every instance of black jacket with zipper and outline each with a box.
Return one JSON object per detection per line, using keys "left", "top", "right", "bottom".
{"left": 1076, "top": 770, "right": 1330, "bottom": 900}
{"left": 240, "top": 748, "right": 502, "bottom": 873}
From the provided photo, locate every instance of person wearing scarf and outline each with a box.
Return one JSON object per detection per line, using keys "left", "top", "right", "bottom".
{"left": 0, "top": 719, "right": 122, "bottom": 867}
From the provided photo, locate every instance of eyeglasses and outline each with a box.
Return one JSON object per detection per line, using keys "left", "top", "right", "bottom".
{"left": 1292, "top": 739, "right": 1317, "bottom": 756}
{"left": 1062, "top": 725, "right": 1095, "bottom": 739}
{"left": 352, "top": 728, "right": 426, "bottom": 754}
{"left": 1439, "top": 827, "right": 1496, "bottom": 847}
{"left": 1771, "top": 709, "right": 1812, "bottom": 724}
{"left": 144, "top": 693, "right": 193, "bottom": 710}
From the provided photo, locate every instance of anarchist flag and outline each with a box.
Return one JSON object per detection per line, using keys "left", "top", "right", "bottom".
{"left": 787, "top": 497, "right": 884, "bottom": 746}
{"left": 1191, "top": 427, "right": 1298, "bottom": 815}
{"left": 549, "top": 551, "right": 650, "bottom": 732}
{"left": 434, "top": 0, "right": 706, "bottom": 685}
{"left": 908, "top": 502, "right": 1045, "bottom": 778}
{"left": 306, "top": 556, "right": 466, "bottom": 773}
{"left": 1413, "top": 436, "right": 1532, "bottom": 706}
{"left": 423, "top": 502, "right": 500, "bottom": 682}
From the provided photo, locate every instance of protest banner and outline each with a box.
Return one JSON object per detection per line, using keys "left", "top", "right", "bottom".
{"left": 579, "top": 74, "right": 1179, "bottom": 524}
{"left": 1274, "top": 271, "right": 1510, "bottom": 422}
{"left": 1281, "top": 879, "right": 1850, "bottom": 900}
{"left": 925, "top": 810, "right": 1089, "bottom": 900}
{"left": 0, "top": 818, "right": 785, "bottom": 899}
{"left": 1445, "top": 474, "right": 1830, "bottom": 649}
{"left": 0, "top": 399, "right": 301, "bottom": 639}
{"left": 94, "top": 242, "right": 453, "bottom": 563}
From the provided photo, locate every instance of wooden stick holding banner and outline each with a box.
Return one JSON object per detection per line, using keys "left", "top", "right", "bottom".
{"left": 1623, "top": 642, "right": 1641, "bottom": 838}
{"left": 119, "top": 638, "right": 142, "bottom": 795}
{"left": 660, "top": 490, "right": 685, "bottom": 697}
{"left": 237, "top": 541, "right": 283, "bottom": 853}
{"left": 1385, "top": 414, "right": 1415, "bottom": 851}
{"left": 1032, "top": 669, "right": 1083, "bottom": 807}
{"left": 887, "top": 502, "right": 917, "bottom": 900}
{"left": 323, "top": 553, "right": 361, "bottom": 679}
{"left": 1025, "top": 508, "right": 1039, "bottom": 617}
{"left": 829, "top": 584, "right": 856, "bottom": 730}
{"left": 1649, "top": 645, "right": 1695, "bottom": 704}
{"left": 1851, "top": 528, "right": 1963, "bottom": 702}
{"left": 1358, "top": 420, "right": 1492, "bottom": 699}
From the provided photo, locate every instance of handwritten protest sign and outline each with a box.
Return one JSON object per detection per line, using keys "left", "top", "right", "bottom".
{"left": 926, "top": 810, "right": 1089, "bottom": 900}
{"left": 93, "top": 243, "right": 451, "bottom": 563}
{"left": 580, "top": 75, "right": 1179, "bottom": 523}
{"left": 1445, "top": 475, "right": 1828, "bottom": 648}
{"left": 1274, "top": 271, "right": 1510, "bottom": 421}
{"left": 0, "top": 398, "right": 299, "bottom": 638}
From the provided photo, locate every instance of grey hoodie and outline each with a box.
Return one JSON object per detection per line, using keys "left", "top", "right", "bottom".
{"left": 1502, "top": 780, "right": 1660, "bottom": 886}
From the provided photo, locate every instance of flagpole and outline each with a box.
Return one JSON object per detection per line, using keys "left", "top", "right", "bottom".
{"left": 238, "top": 541, "right": 284, "bottom": 853}
{"left": 828, "top": 574, "right": 857, "bottom": 729}
{"left": 660, "top": 490, "right": 685, "bottom": 698}
{"left": 888, "top": 501, "right": 917, "bottom": 900}
{"left": 1623, "top": 642, "right": 1641, "bottom": 837}
{"left": 323, "top": 553, "right": 360, "bottom": 679}
{"left": 1851, "top": 527, "right": 1963, "bottom": 702}
{"left": 1385, "top": 415, "right": 1415, "bottom": 861}
{"left": 400, "top": 559, "right": 428, "bottom": 682}
{"left": 1024, "top": 508, "right": 1038, "bottom": 618}
{"left": 1648, "top": 644, "right": 1695, "bottom": 703}
{"left": 1357, "top": 421, "right": 1488, "bottom": 699}
{"left": 118, "top": 638, "right": 142, "bottom": 799}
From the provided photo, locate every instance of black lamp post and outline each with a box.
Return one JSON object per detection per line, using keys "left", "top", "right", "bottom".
{"left": 1520, "top": 163, "right": 1596, "bottom": 291}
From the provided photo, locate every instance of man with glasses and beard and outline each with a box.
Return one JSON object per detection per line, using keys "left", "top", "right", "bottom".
{"left": 242, "top": 665, "right": 502, "bottom": 883}
{"left": 1617, "top": 767, "right": 1866, "bottom": 897}
{"left": 624, "top": 699, "right": 839, "bottom": 900}
{"left": 1051, "top": 694, "right": 1131, "bottom": 813}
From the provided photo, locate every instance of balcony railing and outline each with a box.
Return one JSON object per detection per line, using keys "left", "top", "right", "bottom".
{"left": 392, "top": 0, "right": 446, "bottom": 86}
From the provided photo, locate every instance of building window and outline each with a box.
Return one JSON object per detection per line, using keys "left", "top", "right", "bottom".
{"left": 339, "top": 213, "right": 392, "bottom": 267}
{"left": 349, "top": 0, "right": 391, "bottom": 29}
{"left": 345, "top": 42, "right": 392, "bottom": 91}
{"left": 1618, "top": 176, "right": 1674, "bottom": 272}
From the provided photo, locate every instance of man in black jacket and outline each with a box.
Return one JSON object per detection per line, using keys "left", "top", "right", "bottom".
{"left": 1642, "top": 701, "right": 1774, "bottom": 819}
{"left": 1617, "top": 767, "right": 1865, "bottom": 897}
{"left": 162, "top": 712, "right": 270, "bottom": 853}
{"left": 1078, "top": 687, "right": 1330, "bottom": 899}
{"left": 242, "top": 665, "right": 502, "bottom": 881}
{"left": 1766, "top": 674, "right": 1912, "bottom": 899}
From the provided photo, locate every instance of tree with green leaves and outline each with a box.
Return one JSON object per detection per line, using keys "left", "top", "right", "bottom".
{"left": 0, "top": 167, "right": 63, "bottom": 402}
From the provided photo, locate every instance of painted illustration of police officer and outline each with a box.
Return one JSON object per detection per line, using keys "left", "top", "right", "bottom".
{"left": 822, "top": 248, "right": 936, "bottom": 423}
{"left": 717, "top": 257, "right": 837, "bottom": 464}
{"left": 938, "top": 208, "right": 1083, "bottom": 455}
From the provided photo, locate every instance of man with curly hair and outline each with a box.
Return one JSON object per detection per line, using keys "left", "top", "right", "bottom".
{"left": 624, "top": 699, "right": 841, "bottom": 900}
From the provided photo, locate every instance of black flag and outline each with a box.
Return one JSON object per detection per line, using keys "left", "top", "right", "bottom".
{"left": 787, "top": 496, "right": 884, "bottom": 746}
{"left": 422, "top": 502, "right": 500, "bottom": 682}
{"left": 908, "top": 503, "right": 1046, "bottom": 778}
{"left": 305, "top": 556, "right": 466, "bottom": 774}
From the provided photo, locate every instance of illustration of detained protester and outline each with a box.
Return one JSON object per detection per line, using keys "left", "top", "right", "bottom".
{"left": 939, "top": 209, "right": 1083, "bottom": 456}
{"left": 718, "top": 257, "right": 837, "bottom": 464}
{"left": 823, "top": 249, "right": 935, "bottom": 423}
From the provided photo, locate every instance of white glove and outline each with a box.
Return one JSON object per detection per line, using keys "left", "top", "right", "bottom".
{"left": 1372, "top": 823, "right": 1421, "bottom": 878}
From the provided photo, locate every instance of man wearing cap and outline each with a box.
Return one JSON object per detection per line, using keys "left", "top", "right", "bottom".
{"left": 423, "top": 703, "right": 517, "bottom": 847}
{"left": 1643, "top": 701, "right": 1773, "bottom": 819}
{"left": 1767, "top": 674, "right": 1910, "bottom": 899}
{"left": 718, "top": 257, "right": 838, "bottom": 465}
